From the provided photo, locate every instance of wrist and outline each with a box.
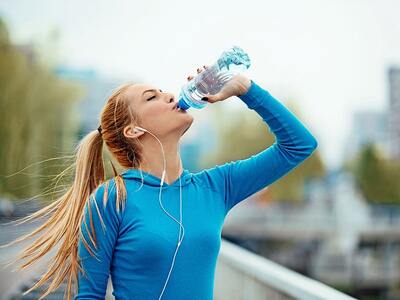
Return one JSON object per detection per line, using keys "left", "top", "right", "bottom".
{"left": 237, "top": 77, "right": 252, "bottom": 96}
{"left": 238, "top": 79, "right": 269, "bottom": 109}
{"left": 238, "top": 78, "right": 255, "bottom": 98}
{"left": 234, "top": 74, "right": 251, "bottom": 97}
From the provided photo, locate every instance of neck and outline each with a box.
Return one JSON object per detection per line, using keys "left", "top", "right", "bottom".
{"left": 138, "top": 134, "right": 183, "bottom": 185}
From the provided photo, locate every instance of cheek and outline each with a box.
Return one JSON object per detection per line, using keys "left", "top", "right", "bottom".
{"left": 141, "top": 105, "right": 171, "bottom": 122}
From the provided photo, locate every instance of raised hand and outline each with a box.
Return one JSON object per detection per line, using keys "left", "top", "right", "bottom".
{"left": 186, "top": 65, "right": 251, "bottom": 103}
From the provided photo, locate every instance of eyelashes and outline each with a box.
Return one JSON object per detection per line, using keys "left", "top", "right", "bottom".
{"left": 147, "top": 89, "right": 162, "bottom": 101}
{"left": 147, "top": 96, "right": 156, "bottom": 101}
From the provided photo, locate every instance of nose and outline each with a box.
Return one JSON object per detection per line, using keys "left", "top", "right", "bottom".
{"left": 165, "top": 92, "right": 175, "bottom": 103}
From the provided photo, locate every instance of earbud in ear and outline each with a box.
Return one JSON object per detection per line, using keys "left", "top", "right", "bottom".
{"left": 133, "top": 126, "right": 147, "bottom": 133}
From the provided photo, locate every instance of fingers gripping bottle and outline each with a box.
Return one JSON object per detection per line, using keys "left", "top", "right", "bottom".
{"left": 177, "top": 45, "right": 251, "bottom": 110}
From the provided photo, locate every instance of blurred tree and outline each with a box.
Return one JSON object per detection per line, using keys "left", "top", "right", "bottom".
{"left": 0, "top": 19, "right": 83, "bottom": 201}
{"left": 199, "top": 97, "right": 325, "bottom": 204}
{"left": 345, "top": 143, "right": 400, "bottom": 204}
{"left": 0, "top": 18, "right": 10, "bottom": 49}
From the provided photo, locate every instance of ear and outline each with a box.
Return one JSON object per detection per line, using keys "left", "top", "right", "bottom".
{"left": 123, "top": 125, "right": 144, "bottom": 139}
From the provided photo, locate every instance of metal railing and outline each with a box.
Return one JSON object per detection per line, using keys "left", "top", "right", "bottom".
{"left": 214, "top": 239, "right": 358, "bottom": 300}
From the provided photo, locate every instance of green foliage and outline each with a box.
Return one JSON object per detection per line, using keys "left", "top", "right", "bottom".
{"left": 347, "top": 143, "right": 400, "bottom": 204}
{"left": 0, "top": 19, "right": 10, "bottom": 48}
{"left": 199, "top": 99, "right": 325, "bottom": 203}
{"left": 0, "top": 19, "right": 83, "bottom": 201}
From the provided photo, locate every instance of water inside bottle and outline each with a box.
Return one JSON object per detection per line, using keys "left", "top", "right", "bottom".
{"left": 196, "top": 46, "right": 250, "bottom": 95}
{"left": 179, "top": 46, "right": 251, "bottom": 109}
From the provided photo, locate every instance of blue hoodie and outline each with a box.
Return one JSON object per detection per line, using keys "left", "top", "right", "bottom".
{"left": 75, "top": 79, "right": 318, "bottom": 300}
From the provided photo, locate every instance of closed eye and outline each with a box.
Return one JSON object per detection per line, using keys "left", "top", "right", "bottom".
{"left": 147, "top": 89, "right": 162, "bottom": 101}
{"left": 147, "top": 95, "right": 156, "bottom": 101}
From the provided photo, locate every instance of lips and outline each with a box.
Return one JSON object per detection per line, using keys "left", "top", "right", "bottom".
{"left": 172, "top": 103, "right": 187, "bottom": 113}
{"left": 176, "top": 107, "right": 186, "bottom": 113}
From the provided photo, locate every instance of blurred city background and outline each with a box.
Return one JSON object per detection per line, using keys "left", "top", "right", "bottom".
{"left": 0, "top": 0, "right": 399, "bottom": 299}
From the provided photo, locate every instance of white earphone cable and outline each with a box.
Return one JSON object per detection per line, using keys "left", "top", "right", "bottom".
{"left": 134, "top": 126, "right": 184, "bottom": 300}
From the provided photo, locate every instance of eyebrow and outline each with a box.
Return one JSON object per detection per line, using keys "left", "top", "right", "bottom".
{"left": 142, "top": 88, "right": 163, "bottom": 96}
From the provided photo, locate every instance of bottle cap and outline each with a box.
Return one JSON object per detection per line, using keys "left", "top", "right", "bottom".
{"left": 178, "top": 98, "right": 190, "bottom": 110}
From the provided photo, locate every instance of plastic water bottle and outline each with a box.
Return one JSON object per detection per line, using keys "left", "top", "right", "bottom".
{"left": 178, "top": 45, "right": 251, "bottom": 110}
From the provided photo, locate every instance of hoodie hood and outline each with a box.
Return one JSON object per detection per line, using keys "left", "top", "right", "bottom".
{"left": 121, "top": 168, "right": 193, "bottom": 188}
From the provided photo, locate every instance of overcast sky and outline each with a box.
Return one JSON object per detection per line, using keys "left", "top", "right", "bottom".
{"left": 1, "top": 0, "right": 399, "bottom": 170}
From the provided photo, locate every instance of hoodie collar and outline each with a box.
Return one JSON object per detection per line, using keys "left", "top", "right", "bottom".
{"left": 121, "top": 168, "right": 193, "bottom": 188}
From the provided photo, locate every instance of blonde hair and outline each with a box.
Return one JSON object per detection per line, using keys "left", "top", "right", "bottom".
{"left": 0, "top": 82, "right": 143, "bottom": 299}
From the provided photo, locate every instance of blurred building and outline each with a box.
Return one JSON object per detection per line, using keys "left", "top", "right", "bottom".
{"left": 343, "top": 66, "right": 400, "bottom": 162}
{"left": 388, "top": 67, "right": 400, "bottom": 160}
{"left": 344, "top": 110, "right": 389, "bottom": 160}
{"left": 54, "top": 66, "right": 124, "bottom": 135}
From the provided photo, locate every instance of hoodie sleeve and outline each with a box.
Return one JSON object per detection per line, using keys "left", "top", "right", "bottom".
{"left": 75, "top": 179, "right": 122, "bottom": 299}
{"left": 202, "top": 79, "right": 318, "bottom": 214}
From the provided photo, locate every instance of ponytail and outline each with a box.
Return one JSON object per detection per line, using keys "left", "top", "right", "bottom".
{"left": 0, "top": 129, "right": 125, "bottom": 299}
{"left": 1, "top": 81, "right": 137, "bottom": 299}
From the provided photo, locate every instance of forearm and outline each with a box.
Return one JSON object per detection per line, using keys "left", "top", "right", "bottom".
{"left": 238, "top": 79, "right": 318, "bottom": 161}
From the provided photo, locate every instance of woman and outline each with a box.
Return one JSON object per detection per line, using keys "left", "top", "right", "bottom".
{"left": 2, "top": 66, "right": 318, "bottom": 300}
